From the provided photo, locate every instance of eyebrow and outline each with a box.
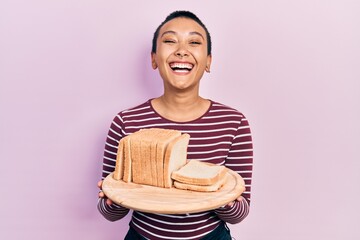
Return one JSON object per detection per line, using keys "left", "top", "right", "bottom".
{"left": 161, "top": 30, "right": 205, "bottom": 40}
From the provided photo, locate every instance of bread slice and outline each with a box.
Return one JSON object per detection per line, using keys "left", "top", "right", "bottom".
{"left": 173, "top": 175, "right": 226, "bottom": 192}
{"left": 163, "top": 134, "right": 190, "bottom": 188}
{"left": 171, "top": 160, "right": 227, "bottom": 186}
{"left": 129, "top": 131, "right": 144, "bottom": 184}
{"left": 122, "top": 136, "right": 132, "bottom": 183}
{"left": 113, "top": 138, "right": 125, "bottom": 180}
{"left": 150, "top": 130, "right": 159, "bottom": 187}
{"left": 155, "top": 130, "right": 181, "bottom": 187}
{"left": 139, "top": 130, "right": 155, "bottom": 186}
{"left": 147, "top": 128, "right": 167, "bottom": 187}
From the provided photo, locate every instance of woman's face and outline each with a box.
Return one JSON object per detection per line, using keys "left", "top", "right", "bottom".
{"left": 151, "top": 17, "right": 212, "bottom": 92}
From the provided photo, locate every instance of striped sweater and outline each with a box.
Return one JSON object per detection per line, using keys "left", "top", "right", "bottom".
{"left": 98, "top": 99, "right": 253, "bottom": 240}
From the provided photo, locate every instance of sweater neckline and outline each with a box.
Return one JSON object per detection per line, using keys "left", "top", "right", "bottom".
{"left": 148, "top": 98, "right": 213, "bottom": 124}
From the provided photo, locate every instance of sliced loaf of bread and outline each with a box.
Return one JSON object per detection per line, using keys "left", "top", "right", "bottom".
{"left": 113, "top": 128, "right": 196, "bottom": 189}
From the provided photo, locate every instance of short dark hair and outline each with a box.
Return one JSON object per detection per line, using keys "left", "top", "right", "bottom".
{"left": 151, "top": 10, "right": 212, "bottom": 55}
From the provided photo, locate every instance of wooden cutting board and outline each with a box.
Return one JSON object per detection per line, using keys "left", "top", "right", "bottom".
{"left": 102, "top": 168, "right": 245, "bottom": 214}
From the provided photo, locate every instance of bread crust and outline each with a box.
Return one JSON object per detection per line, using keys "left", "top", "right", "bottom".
{"left": 173, "top": 175, "right": 226, "bottom": 192}
{"left": 113, "top": 138, "right": 125, "bottom": 180}
{"left": 122, "top": 136, "right": 132, "bottom": 183}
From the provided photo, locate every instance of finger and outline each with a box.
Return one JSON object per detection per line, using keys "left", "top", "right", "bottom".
{"left": 98, "top": 191, "right": 105, "bottom": 198}
{"left": 226, "top": 201, "right": 235, "bottom": 208}
{"left": 97, "top": 180, "right": 103, "bottom": 189}
{"left": 106, "top": 199, "right": 113, "bottom": 205}
{"left": 236, "top": 196, "right": 244, "bottom": 202}
{"left": 226, "top": 197, "right": 243, "bottom": 208}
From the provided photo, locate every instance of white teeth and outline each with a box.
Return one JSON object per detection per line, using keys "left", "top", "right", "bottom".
{"left": 173, "top": 69, "right": 189, "bottom": 73}
{"left": 170, "top": 63, "right": 193, "bottom": 70}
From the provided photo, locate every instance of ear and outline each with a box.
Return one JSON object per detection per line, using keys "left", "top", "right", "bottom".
{"left": 205, "top": 54, "right": 212, "bottom": 73}
{"left": 151, "top": 52, "right": 158, "bottom": 69}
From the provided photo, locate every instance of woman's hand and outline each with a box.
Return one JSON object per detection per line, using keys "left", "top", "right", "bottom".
{"left": 225, "top": 196, "right": 244, "bottom": 208}
{"left": 97, "top": 180, "right": 113, "bottom": 205}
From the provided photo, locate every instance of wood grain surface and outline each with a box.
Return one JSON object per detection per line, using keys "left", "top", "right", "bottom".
{"left": 102, "top": 168, "right": 245, "bottom": 214}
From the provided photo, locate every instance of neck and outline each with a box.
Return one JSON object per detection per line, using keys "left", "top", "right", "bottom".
{"left": 152, "top": 94, "right": 210, "bottom": 122}
{"left": 160, "top": 93, "right": 202, "bottom": 109}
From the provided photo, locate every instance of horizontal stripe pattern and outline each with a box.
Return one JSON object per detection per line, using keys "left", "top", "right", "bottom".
{"left": 97, "top": 100, "right": 253, "bottom": 240}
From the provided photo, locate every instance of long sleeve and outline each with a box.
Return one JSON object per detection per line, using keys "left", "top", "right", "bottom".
{"left": 215, "top": 115, "right": 253, "bottom": 224}
{"left": 97, "top": 114, "right": 130, "bottom": 221}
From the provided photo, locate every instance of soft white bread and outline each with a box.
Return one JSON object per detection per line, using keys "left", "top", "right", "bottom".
{"left": 163, "top": 134, "right": 190, "bottom": 188}
{"left": 173, "top": 175, "right": 226, "bottom": 192}
{"left": 171, "top": 160, "right": 227, "bottom": 186}
{"left": 113, "top": 138, "right": 125, "bottom": 180}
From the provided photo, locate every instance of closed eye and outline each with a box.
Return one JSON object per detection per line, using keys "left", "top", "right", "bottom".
{"left": 190, "top": 41, "right": 201, "bottom": 45}
{"left": 163, "top": 40, "right": 176, "bottom": 43}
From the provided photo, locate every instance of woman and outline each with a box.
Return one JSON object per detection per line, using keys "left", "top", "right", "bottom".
{"left": 97, "top": 10, "right": 253, "bottom": 240}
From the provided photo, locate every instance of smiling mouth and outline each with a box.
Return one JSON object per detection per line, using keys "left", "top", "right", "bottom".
{"left": 169, "top": 62, "right": 194, "bottom": 73}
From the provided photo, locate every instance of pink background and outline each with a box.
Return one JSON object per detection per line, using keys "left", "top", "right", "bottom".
{"left": 1, "top": 1, "right": 359, "bottom": 239}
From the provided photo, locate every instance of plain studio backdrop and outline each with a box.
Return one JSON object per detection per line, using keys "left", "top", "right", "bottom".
{"left": 1, "top": 1, "right": 359, "bottom": 239}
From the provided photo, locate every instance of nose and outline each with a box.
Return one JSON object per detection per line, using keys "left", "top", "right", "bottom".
{"left": 176, "top": 51, "right": 186, "bottom": 58}
{"left": 175, "top": 44, "right": 189, "bottom": 58}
